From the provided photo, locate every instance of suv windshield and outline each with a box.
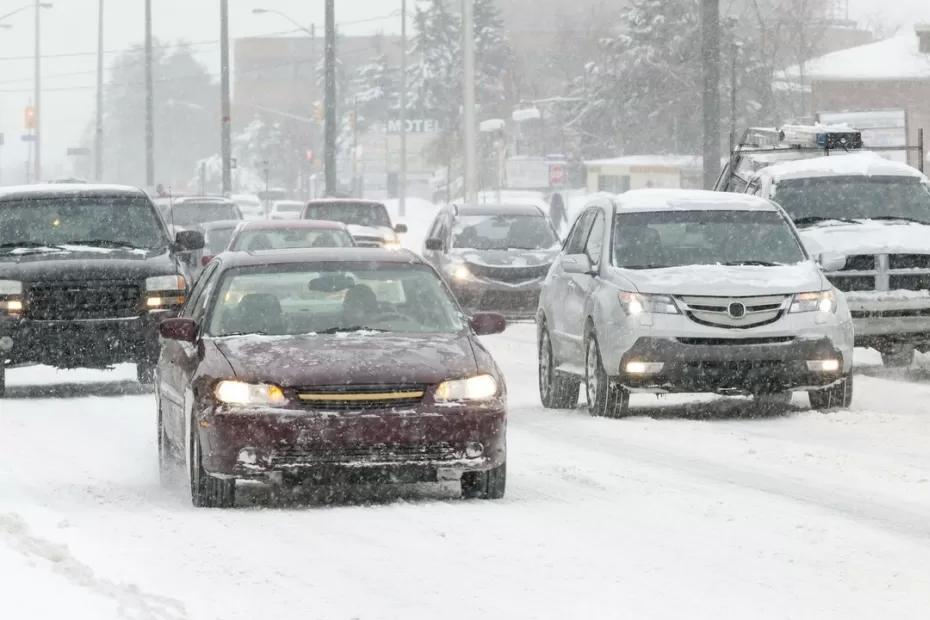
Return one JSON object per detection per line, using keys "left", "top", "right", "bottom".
{"left": 208, "top": 264, "right": 463, "bottom": 336}
{"left": 171, "top": 202, "right": 240, "bottom": 227}
{"left": 0, "top": 195, "right": 168, "bottom": 250}
{"left": 453, "top": 214, "right": 558, "bottom": 250}
{"left": 772, "top": 176, "right": 930, "bottom": 225}
{"left": 613, "top": 210, "right": 805, "bottom": 269}
{"left": 304, "top": 203, "right": 391, "bottom": 227}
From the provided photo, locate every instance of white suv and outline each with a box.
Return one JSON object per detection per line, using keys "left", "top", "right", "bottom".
{"left": 537, "top": 189, "right": 855, "bottom": 417}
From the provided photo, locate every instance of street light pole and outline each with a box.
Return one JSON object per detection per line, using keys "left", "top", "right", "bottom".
{"left": 701, "top": 0, "right": 721, "bottom": 189}
{"left": 462, "top": 0, "right": 477, "bottom": 204}
{"left": 220, "top": 0, "right": 232, "bottom": 195}
{"left": 34, "top": 0, "right": 41, "bottom": 182}
{"left": 324, "top": 0, "right": 337, "bottom": 195}
{"left": 95, "top": 0, "right": 104, "bottom": 181}
{"left": 399, "top": 0, "right": 407, "bottom": 216}
{"left": 144, "top": 0, "right": 155, "bottom": 188}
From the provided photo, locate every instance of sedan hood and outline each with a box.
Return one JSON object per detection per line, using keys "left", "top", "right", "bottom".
{"left": 213, "top": 332, "right": 478, "bottom": 387}
{"left": 800, "top": 221, "right": 930, "bottom": 257}
{"left": 618, "top": 262, "right": 826, "bottom": 296}
{"left": 0, "top": 247, "right": 176, "bottom": 282}
{"left": 455, "top": 248, "right": 558, "bottom": 268}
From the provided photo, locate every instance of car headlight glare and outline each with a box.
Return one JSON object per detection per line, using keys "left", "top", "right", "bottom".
{"left": 619, "top": 291, "right": 679, "bottom": 315}
{"left": 214, "top": 380, "right": 287, "bottom": 406}
{"left": 0, "top": 280, "right": 23, "bottom": 295}
{"left": 790, "top": 290, "right": 836, "bottom": 314}
{"left": 435, "top": 374, "right": 499, "bottom": 401}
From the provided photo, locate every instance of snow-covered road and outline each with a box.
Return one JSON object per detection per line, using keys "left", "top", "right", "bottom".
{"left": 2, "top": 324, "right": 929, "bottom": 619}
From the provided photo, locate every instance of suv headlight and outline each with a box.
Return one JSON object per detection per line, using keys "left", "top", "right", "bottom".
{"left": 0, "top": 280, "right": 24, "bottom": 316}
{"left": 214, "top": 380, "right": 288, "bottom": 406}
{"left": 145, "top": 275, "right": 187, "bottom": 309}
{"left": 435, "top": 374, "right": 499, "bottom": 401}
{"left": 619, "top": 291, "right": 679, "bottom": 315}
{"left": 790, "top": 290, "right": 836, "bottom": 314}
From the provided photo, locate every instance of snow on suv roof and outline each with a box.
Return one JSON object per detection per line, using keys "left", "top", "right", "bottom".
{"left": 0, "top": 183, "right": 147, "bottom": 201}
{"left": 614, "top": 189, "right": 777, "bottom": 213}
{"left": 755, "top": 152, "right": 925, "bottom": 183}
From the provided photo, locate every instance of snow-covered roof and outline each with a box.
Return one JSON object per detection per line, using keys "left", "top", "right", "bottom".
{"left": 754, "top": 152, "right": 926, "bottom": 183}
{"left": 614, "top": 189, "right": 776, "bottom": 213}
{"left": 584, "top": 155, "right": 702, "bottom": 170}
{"left": 779, "top": 33, "right": 930, "bottom": 82}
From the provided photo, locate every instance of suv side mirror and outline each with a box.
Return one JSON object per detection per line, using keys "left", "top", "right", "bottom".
{"left": 425, "top": 237, "right": 444, "bottom": 252}
{"left": 469, "top": 312, "right": 506, "bottom": 336}
{"left": 394, "top": 223, "right": 408, "bottom": 234}
{"left": 818, "top": 252, "right": 846, "bottom": 272}
{"left": 159, "top": 318, "right": 198, "bottom": 343}
{"left": 562, "top": 253, "right": 594, "bottom": 275}
{"left": 174, "top": 230, "right": 205, "bottom": 252}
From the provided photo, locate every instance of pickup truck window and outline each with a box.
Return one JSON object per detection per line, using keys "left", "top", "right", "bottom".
{"left": 0, "top": 196, "right": 168, "bottom": 251}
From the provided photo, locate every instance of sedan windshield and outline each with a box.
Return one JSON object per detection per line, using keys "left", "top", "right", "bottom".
{"left": 304, "top": 203, "right": 391, "bottom": 227}
{"left": 0, "top": 196, "right": 168, "bottom": 250}
{"left": 207, "top": 264, "right": 463, "bottom": 336}
{"left": 772, "top": 176, "right": 930, "bottom": 225}
{"left": 231, "top": 228, "right": 354, "bottom": 252}
{"left": 613, "top": 210, "right": 806, "bottom": 269}
{"left": 453, "top": 214, "right": 558, "bottom": 250}
{"left": 171, "top": 202, "right": 241, "bottom": 227}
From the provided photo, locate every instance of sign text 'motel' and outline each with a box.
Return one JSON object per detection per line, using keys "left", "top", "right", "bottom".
{"left": 386, "top": 119, "right": 441, "bottom": 134}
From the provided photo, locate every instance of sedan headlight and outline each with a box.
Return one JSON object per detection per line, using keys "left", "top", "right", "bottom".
{"left": 435, "top": 374, "right": 499, "bottom": 401}
{"left": 214, "top": 380, "right": 287, "bottom": 406}
{"left": 790, "top": 290, "right": 836, "bottom": 314}
{"left": 619, "top": 291, "right": 679, "bottom": 315}
{"left": 145, "top": 275, "right": 187, "bottom": 309}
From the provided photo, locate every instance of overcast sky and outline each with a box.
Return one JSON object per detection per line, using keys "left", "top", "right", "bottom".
{"left": 0, "top": 0, "right": 927, "bottom": 182}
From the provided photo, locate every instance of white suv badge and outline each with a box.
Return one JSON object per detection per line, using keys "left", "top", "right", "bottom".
{"left": 728, "top": 302, "right": 747, "bottom": 319}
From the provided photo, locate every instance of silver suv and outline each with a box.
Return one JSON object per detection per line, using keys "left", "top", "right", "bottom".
{"left": 537, "top": 189, "right": 855, "bottom": 417}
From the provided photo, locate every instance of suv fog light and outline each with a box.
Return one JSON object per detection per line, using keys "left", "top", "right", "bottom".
{"left": 237, "top": 447, "right": 258, "bottom": 465}
{"left": 807, "top": 359, "right": 840, "bottom": 373}
{"left": 626, "top": 361, "right": 664, "bottom": 375}
{"left": 465, "top": 442, "right": 484, "bottom": 458}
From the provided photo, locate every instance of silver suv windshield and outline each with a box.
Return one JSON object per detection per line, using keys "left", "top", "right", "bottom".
{"left": 772, "top": 176, "right": 930, "bottom": 225}
{"left": 613, "top": 210, "right": 806, "bottom": 269}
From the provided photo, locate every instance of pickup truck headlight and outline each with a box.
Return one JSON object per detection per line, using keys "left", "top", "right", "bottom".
{"left": 790, "top": 290, "right": 836, "bottom": 314}
{"left": 145, "top": 275, "right": 187, "bottom": 309}
{"left": 435, "top": 374, "right": 499, "bottom": 401}
{"left": 214, "top": 380, "right": 287, "bottom": 406}
{"left": 619, "top": 291, "right": 679, "bottom": 315}
{"left": 0, "top": 280, "right": 24, "bottom": 316}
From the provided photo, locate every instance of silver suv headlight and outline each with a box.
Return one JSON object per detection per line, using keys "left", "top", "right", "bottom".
{"left": 619, "top": 291, "right": 680, "bottom": 315}
{"left": 789, "top": 290, "right": 836, "bottom": 314}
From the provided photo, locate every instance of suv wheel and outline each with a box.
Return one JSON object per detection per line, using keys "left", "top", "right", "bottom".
{"left": 880, "top": 346, "right": 914, "bottom": 368}
{"left": 189, "top": 426, "right": 235, "bottom": 508}
{"left": 808, "top": 374, "right": 854, "bottom": 411}
{"left": 585, "top": 334, "right": 630, "bottom": 418}
{"left": 461, "top": 462, "right": 506, "bottom": 500}
{"left": 538, "top": 326, "right": 579, "bottom": 409}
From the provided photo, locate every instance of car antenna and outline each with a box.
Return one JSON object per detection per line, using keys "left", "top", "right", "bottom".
{"left": 168, "top": 186, "right": 176, "bottom": 233}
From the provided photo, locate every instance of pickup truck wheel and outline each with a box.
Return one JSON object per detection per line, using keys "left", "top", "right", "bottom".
{"left": 538, "top": 327, "right": 579, "bottom": 409}
{"left": 880, "top": 346, "right": 914, "bottom": 368}
{"left": 189, "top": 428, "right": 235, "bottom": 508}
{"left": 585, "top": 335, "right": 630, "bottom": 418}
{"left": 461, "top": 462, "right": 506, "bottom": 500}
{"left": 808, "top": 374, "right": 854, "bottom": 411}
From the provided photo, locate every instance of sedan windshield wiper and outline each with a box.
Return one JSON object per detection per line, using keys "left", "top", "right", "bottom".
{"left": 318, "top": 326, "right": 387, "bottom": 334}
{"left": 792, "top": 216, "right": 860, "bottom": 227}
{"left": 620, "top": 264, "right": 669, "bottom": 270}
{"left": 866, "top": 216, "right": 930, "bottom": 225}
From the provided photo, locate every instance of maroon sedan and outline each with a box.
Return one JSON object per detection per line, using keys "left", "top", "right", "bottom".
{"left": 156, "top": 248, "right": 507, "bottom": 507}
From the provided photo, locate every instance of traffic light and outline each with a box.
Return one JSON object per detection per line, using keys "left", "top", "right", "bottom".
{"left": 24, "top": 106, "right": 35, "bottom": 130}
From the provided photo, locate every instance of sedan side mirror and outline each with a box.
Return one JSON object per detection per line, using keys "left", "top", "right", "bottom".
{"left": 394, "top": 223, "right": 409, "bottom": 234}
{"left": 425, "top": 237, "right": 444, "bottom": 252}
{"left": 562, "top": 253, "right": 594, "bottom": 275}
{"left": 818, "top": 252, "right": 846, "bottom": 273}
{"left": 174, "top": 230, "right": 205, "bottom": 252}
{"left": 469, "top": 312, "right": 507, "bottom": 336}
{"left": 159, "top": 318, "right": 198, "bottom": 343}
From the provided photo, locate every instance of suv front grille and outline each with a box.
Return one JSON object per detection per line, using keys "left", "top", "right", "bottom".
{"left": 676, "top": 295, "right": 789, "bottom": 329}
{"left": 826, "top": 253, "right": 930, "bottom": 292}
{"left": 26, "top": 281, "right": 142, "bottom": 320}
{"left": 465, "top": 262, "right": 550, "bottom": 283}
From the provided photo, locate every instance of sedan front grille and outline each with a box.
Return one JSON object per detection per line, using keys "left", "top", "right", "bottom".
{"left": 294, "top": 384, "right": 426, "bottom": 410}
{"left": 676, "top": 295, "right": 789, "bottom": 329}
{"left": 26, "top": 281, "right": 142, "bottom": 320}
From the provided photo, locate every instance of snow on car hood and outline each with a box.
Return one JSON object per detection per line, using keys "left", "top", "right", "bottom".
{"left": 347, "top": 224, "right": 393, "bottom": 240}
{"left": 618, "top": 262, "right": 826, "bottom": 296}
{"left": 800, "top": 221, "right": 930, "bottom": 257}
{"left": 455, "top": 248, "right": 558, "bottom": 268}
{"left": 213, "top": 332, "right": 477, "bottom": 387}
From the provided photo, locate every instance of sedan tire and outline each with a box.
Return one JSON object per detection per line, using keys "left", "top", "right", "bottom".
{"left": 538, "top": 326, "right": 580, "bottom": 409}
{"left": 189, "top": 427, "right": 236, "bottom": 508}
{"left": 461, "top": 462, "right": 506, "bottom": 500}
{"left": 808, "top": 374, "right": 854, "bottom": 411}
{"left": 585, "top": 334, "right": 630, "bottom": 418}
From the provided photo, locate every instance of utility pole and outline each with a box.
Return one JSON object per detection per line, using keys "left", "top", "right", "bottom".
{"left": 33, "top": 0, "right": 41, "bottom": 182}
{"left": 399, "top": 0, "right": 407, "bottom": 216}
{"left": 220, "top": 0, "right": 232, "bottom": 195}
{"left": 324, "top": 0, "right": 337, "bottom": 195}
{"left": 462, "top": 0, "right": 477, "bottom": 204}
{"left": 701, "top": 0, "right": 721, "bottom": 189}
{"left": 95, "top": 0, "right": 104, "bottom": 181}
{"left": 144, "top": 0, "right": 154, "bottom": 188}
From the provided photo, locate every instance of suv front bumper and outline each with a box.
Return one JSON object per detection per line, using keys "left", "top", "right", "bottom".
{"left": 845, "top": 293, "right": 930, "bottom": 347}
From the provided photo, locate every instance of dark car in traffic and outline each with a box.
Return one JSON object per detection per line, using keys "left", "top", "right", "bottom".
{"left": 302, "top": 199, "right": 407, "bottom": 248}
{"left": 0, "top": 184, "right": 203, "bottom": 395}
{"left": 226, "top": 219, "right": 355, "bottom": 253}
{"left": 423, "top": 203, "right": 561, "bottom": 319}
{"left": 158, "top": 196, "right": 242, "bottom": 235}
{"left": 156, "top": 249, "right": 508, "bottom": 507}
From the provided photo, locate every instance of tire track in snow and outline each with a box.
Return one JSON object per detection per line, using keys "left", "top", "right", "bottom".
{"left": 0, "top": 513, "right": 188, "bottom": 620}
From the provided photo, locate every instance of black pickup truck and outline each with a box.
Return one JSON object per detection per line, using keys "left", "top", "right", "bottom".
{"left": 0, "top": 184, "right": 203, "bottom": 396}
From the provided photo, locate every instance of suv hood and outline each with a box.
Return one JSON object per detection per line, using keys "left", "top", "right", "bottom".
{"left": 800, "top": 221, "right": 930, "bottom": 256}
{"left": 214, "top": 332, "right": 477, "bottom": 387}
{"left": 617, "top": 262, "right": 826, "bottom": 296}
{"left": 454, "top": 248, "right": 558, "bottom": 267}
{"left": 0, "top": 247, "right": 176, "bottom": 282}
